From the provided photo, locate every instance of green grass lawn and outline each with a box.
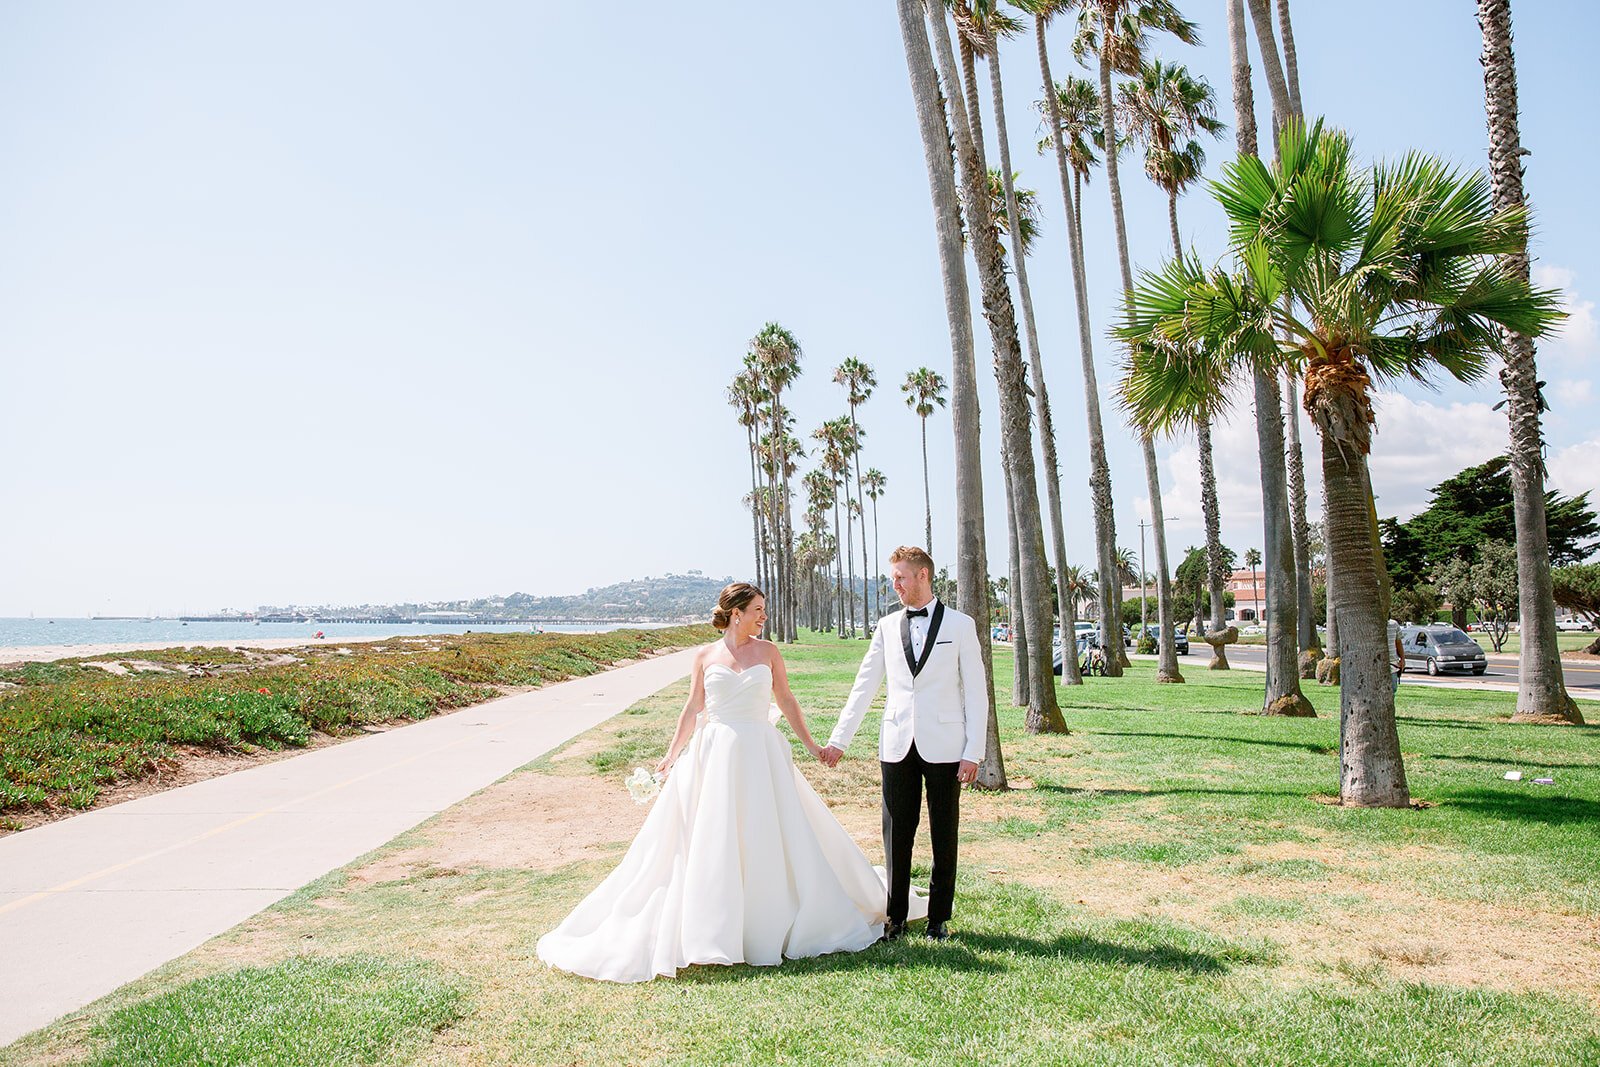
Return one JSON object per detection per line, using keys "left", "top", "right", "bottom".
{"left": 5, "top": 630, "right": 1598, "bottom": 1066}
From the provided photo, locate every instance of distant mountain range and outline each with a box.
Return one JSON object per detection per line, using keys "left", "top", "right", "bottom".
{"left": 250, "top": 572, "right": 737, "bottom": 623}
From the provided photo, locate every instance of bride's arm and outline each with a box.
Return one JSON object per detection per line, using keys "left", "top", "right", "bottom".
{"left": 656, "top": 651, "right": 708, "bottom": 777}
{"left": 768, "top": 647, "right": 822, "bottom": 760}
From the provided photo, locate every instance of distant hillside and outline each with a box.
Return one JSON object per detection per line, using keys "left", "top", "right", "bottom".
{"left": 251, "top": 572, "right": 740, "bottom": 622}
{"left": 500, "top": 572, "right": 737, "bottom": 621}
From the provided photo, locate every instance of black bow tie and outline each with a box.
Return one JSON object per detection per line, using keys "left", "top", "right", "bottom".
{"left": 906, "top": 608, "right": 929, "bottom": 619}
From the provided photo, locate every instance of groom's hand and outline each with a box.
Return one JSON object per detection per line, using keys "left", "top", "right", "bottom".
{"left": 820, "top": 745, "right": 844, "bottom": 768}
{"left": 957, "top": 760, "right": 978, "bottom": 784}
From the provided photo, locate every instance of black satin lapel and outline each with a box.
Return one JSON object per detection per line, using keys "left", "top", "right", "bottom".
{"left": 901, "top": 611, "right": 918, "bottom": 677}
{"left": 912, "top": 602, "right": 945, "bottom": 677}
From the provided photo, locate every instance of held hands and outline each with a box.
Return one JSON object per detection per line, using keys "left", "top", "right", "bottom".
{"left": 818, "top": 745, "right": 844, "bottom": 768}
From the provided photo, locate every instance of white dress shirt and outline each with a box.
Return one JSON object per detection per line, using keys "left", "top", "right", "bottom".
{"left": 905, "top": 596, "right": 936, "bottom": 659}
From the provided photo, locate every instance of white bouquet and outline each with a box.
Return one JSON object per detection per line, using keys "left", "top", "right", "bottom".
{"left": 625, "top": 766, "right": 663, "bottom": 805}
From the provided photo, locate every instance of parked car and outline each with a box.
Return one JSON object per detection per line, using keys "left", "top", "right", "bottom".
{"left": 1147, "top": 625, "right": 1189, "bottom": 655}
{"left": 1053, "top": 630, "right": 1105, "bottom": 676}
{"left": 1400, "top": 624, "right": 1487, "bottom": 676}
{"left": 1556, "top": 619, "right": 1595, "bottom": 633}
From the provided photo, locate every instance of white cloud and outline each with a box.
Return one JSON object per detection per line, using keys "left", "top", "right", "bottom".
{"left": 1548, "top": 439, "right": 1600, "bottom": 505}
{"left": 1532, "top": 264, "right": 1597, "bottom": 368}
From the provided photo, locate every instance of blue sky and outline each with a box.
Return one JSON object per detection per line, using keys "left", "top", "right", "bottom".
{"left": 2, "top": 1, "right": 1595, "bottom": 616}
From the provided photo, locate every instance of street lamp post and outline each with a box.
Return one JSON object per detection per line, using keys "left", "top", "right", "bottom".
{"left": 1137, "top": 517, "right": 1179, "bottom": 643}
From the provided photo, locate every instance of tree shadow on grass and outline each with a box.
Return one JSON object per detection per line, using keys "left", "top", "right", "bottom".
{"left": 1417, "top": 751, "right": 1600, "bottom": 771}
{"left": 671, "top": 925, "right": 1246, "bottom": 985}
{"left": 1438, "top": 788, "right": 1600, "bottom": 826}
{"left": 1087, "top": 730, "right": 1336, "bottom": 756}
{"left": 1031, "top": 784, "right": 1306, "bottom": 801}
{"left": 1395, "top": 716, "right": 1490, "bottom": 731}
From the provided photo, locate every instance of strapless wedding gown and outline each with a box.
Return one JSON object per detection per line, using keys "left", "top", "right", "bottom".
{"left": 537, "top": 661, "right": 923, "bottom": 982}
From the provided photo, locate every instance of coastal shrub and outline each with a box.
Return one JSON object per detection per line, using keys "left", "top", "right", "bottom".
{"left": 0, "top": 625, "right": 713, "bottom": 818}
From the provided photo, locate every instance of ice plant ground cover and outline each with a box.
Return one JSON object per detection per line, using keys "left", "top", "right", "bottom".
{"left": 4, "top": 632, "right": 1597, "bottom": 1065}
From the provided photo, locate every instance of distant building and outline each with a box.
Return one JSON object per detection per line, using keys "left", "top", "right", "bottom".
{"left": 1226, "top": 569, "right": 1267, "bottom": 623}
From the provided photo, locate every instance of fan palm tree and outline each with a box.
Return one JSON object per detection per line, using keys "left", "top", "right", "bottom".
{"left": 902, "top": 368, "right": 948, "bottom": 556}
{"left": 1243, "top": 547, "right": 1261, "bottom": 620}
{"left": 1118, "top": 58, "right": 1231, "bottom": 667}
{"left": 1118, "top": 118, "right": 1565, "bottom": 805}
{"left": 728, "top": 366, "right": 769, "bottom": 597}
{"left": 1085, "top": 0, "right": 1198, "bottom": 685}
{"left": 750, "top": 323, "right": 803, "bottom": 641}
{"left": 1024, "top": 0, "right": 1123, "bottom": 677}
{"left": 863, "top": 468, "right": 887, "bottom": 621}
{"left": 1478, "top": 0, "right": 1583, "bottom": 724}
{"left": 803, "top": 469, "right": 839, "bottom": 632}
{"left": 834, "top": 357, "right": 878, "bottom": 637}
{"left": 892, "top": 0, "right": 1006, "bottom": 786}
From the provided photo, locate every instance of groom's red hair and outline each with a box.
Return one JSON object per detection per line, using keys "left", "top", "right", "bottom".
{"left": 888, "top": 546, "right": 935, "bottom": 579}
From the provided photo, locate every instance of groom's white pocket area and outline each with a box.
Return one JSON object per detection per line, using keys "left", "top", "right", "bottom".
{"left": 936, "top": 705, "right": 963, "bottom": 723}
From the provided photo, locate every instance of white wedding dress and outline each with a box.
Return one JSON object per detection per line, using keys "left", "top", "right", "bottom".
{"left": 537, "top": 661, "right": 923, "bottom": 982}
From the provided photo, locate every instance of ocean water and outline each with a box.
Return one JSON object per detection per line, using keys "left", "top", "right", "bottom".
{"left": 0, "top": 618, "right": 671, "bottom": 649}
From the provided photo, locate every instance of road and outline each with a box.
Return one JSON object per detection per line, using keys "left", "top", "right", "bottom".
{"left": 1206, "top": 643, "right": 1600, "bottom": 694}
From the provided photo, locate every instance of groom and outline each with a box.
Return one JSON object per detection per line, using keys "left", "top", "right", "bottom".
{"left": 820, "top": 546, "right": 986, "bottom": 941}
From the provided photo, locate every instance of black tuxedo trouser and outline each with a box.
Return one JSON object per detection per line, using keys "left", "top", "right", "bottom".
{"left": 881, "top": 740, "right": 959, "bottom": 926}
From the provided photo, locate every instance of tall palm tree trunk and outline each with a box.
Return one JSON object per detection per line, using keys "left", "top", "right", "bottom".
{"left": 1479, "top": 0, "right": 1582, "bottom": 724}
{"left": 849, "top": 413, "right": 871, "bottom": 637}
{"left": 1229, "top": 0, "right": 1311, "bottom": 714}
{"left": 1316, "top": 391, "right": 1409, "bottom": 807}
{"left": 920, "top": 414, "right": 933, "bottom": 556}
{"left": 844, "top": 489, "right": 857, "bottom": 638}
{"left": 1034, "top": 14, "right": 1122, "bottom": 677}
{"left": 1095, "top": 3, "right": 1181, "bottom": 682}
{"left": 1247, "top": 0, "right": 1320, "bottom": 672}
{"left": 895, "top": 0, "right": 1006, "bottom": 785}
{"left": 1198, "top": 414, "right": 1232, "bottom": 669}
{"left": 987, "top": 29, "right": 1079, "bottom": 685}
{"left": 838, "top": 492, "right": 851, "bottom": 643}
{"left": 1317, "top": 513, "right": 1340, "bottom": 684}
{"left": 1166, "top": 192, "right": 1182, "bottom": 255}
{"left": 928, "top": 3, "right": 1065, "bottom": 731}
{"left": 870, "top": 494, "right": 883, "bottom": 623}
{"left": 1005, "top": 460, "right": 1031, "bottom": 706}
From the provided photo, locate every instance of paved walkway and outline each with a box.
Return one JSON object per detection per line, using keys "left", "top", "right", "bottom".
{"left": 0, "top": 648, "right": 698, "bottom": 1048}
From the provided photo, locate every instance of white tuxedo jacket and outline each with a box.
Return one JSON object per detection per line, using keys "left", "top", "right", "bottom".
{"left": 828, "top": 599, "right": 988, "bottom": 765}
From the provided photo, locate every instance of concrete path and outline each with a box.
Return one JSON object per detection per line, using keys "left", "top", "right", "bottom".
{"left": 0, "top": 648, "right": 698, "bottom": 1048}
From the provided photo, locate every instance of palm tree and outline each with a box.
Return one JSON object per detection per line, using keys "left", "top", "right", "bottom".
{"left": 803, "top": 468, "right": 839, "bottom": 632}
{"left": 892, "top": 0, "right": 1006, "bottom": 787}
{"left": 1243, "top": 547, "right": 1262, "bottom": 622}
{"left": 1025, "top": 0, "right": 1123, "bottom": 677}
{"left": 1245, "top": 0, "right": 1321, "bottom": 675}
{"left": 1117, "top": 57, "right": 1231, "bottom": 668}
{"left": 1118, "top": 118, "right": 1565, "bottom": 805}
{"left": 1086, "top": 0, "right": 1197, "bottom": 685}
{"left": 970, "top": 6, "right": 1081, "bottom": 689}
{"left": 1478, "top": 0, "right": 1583, "bottom": 724}
{"left": 1118, "top": 59, "right": 1222, "bottom": 252}
{"left": 863, "top": 468, "right": 887, "bottom": 621}
{"left": 1222, "top": 0, "right": 1313, "bottom": 715}
{"left": 834, "top": 357, "right": 877, "bottom": 637}
{"left": 728, "top": 366, "right": 768, "bottom": 593}
{"left": 926, "top": 0, "right": 1065, "bottom": 732}
{"left": 902, "top": 368, "right": 948, "bottom": 556}
{"left": 750, "top": 323, "right": 803, "bottom": 642}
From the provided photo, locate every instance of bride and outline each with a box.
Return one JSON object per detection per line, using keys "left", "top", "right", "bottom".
{"left": 536, "top": 582, "right": 921, "bottom": 982}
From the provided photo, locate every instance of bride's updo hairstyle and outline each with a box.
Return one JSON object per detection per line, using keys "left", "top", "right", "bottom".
{"left": 711, "top": 582, "right": 764, "bottom": 631}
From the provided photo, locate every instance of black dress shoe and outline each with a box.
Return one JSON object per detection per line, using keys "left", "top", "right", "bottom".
{"left": 881, "top": 921, "right": 907, "bottom": 942}
{"left": 925, "top": 921, "right": 950, "bottom": 941}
